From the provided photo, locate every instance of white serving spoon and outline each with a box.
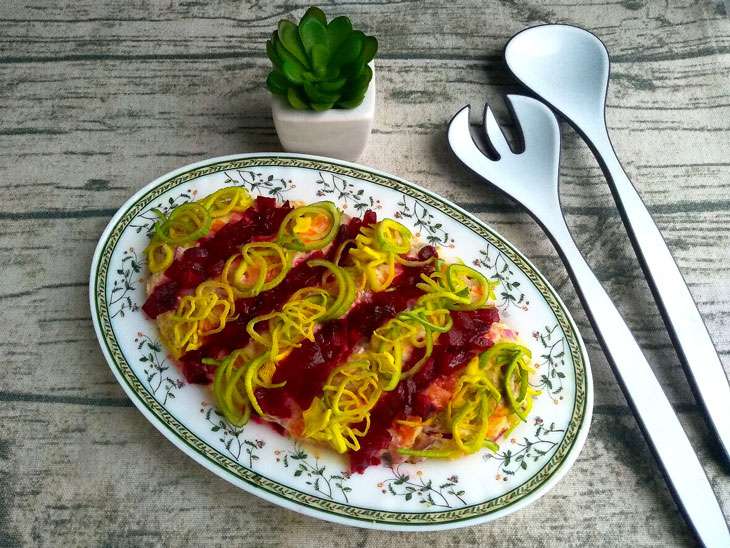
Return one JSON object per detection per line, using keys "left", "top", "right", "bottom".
{"left": 505, "top": 24, "right": 730, "bottom": 468}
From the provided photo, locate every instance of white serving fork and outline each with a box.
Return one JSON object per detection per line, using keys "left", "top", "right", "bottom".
{"left": 448, "top": 96, "right": 729, "bottom": 547}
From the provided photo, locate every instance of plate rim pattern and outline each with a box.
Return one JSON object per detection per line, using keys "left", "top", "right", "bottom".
{"left": 90, "top": 153, "right": 592, "bottom": 530}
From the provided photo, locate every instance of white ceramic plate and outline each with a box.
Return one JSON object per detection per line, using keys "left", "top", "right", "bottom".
{"left": 90, "top": 153, "right": 592, "bottom": 530}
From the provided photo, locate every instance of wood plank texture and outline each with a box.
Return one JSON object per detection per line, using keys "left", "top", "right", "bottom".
{"left": 3, "top": 401, "right": 725, "bottom": 547}
{"left": 1, "top": 0, "right": 729, "bottom": 546}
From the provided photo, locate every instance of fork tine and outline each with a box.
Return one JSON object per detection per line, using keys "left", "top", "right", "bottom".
{"left": 448, "top": 106, "right": 488, "bottom": 165}
{"left": 449, "top": 96, "right": 563, "bottom": 217}
{"left": 447, "top": 106, "right": 506, "bottom": 189}
{"left": 505, "top": 95, "right": 561, "bottom": 168}
{"left": 483, "top": 105, "right": 512, "bottom": 158}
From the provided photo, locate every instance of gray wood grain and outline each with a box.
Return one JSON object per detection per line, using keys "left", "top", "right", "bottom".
{"left": 1, "top": 0, "right": 729, "bottom": 546}
{"left": 1, "top": 401, "right": 725, "bottom": 547}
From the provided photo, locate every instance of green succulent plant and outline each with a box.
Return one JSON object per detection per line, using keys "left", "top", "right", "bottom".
{"left": 266, "top": 6, "right": 378, "bottom": 111}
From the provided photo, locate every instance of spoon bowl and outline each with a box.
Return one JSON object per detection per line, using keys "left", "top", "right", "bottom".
{"left": 505, "top": 25, "right": 610, "bottom": 141}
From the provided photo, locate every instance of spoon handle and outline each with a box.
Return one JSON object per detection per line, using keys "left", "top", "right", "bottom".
{"left": 589, "top": 131, "right": 730, "bottom": 467}
{"left": 543, "top": 215, "right": 730, "bottom": 547}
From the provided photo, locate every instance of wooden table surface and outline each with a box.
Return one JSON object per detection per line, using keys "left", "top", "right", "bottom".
{"left": 1, "top": 1, "right": 729, "bottom": 546}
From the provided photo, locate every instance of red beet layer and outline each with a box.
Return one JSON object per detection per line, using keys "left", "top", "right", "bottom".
{"left": 143, "top": 201, "right": 500, "bottom": 472}
{"left": 161, "top": 209, "right": 382, "bottom": 385}
{"left": 349, "top": 306, "right": 499, "bottom": 473}
{"left": 142, "top": 195, "right": 293, "bottom": 320}
{"left": 255, "top": 246, "right": 437, "bottom": 419}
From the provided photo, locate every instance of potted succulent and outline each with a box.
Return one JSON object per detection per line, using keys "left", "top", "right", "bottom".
{"left": 265, "top": 7, "right": 378, "bottom": 161}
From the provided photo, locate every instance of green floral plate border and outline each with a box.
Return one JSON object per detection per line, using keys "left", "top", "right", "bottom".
{"left": 90, "top": 153, "right": 592, "bottom": 531}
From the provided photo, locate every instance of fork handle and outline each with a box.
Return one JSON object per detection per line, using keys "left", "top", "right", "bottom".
{"left": 543, "top": 216, "right": 730, "bottom": 547}
{"left": 590, "top": 131, "right": 730, "bottom": 467}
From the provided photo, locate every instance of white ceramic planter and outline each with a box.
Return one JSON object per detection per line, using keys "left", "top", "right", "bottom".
{"left": 271, "top": 65, "right": 376, "bottom": 162}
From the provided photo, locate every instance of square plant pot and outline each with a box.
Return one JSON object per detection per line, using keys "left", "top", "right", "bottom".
{"left": 271, "top": 66, "right": 376, "bottom": 162}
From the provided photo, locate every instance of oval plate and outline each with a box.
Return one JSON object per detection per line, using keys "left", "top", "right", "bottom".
{"left": 90, "top": 153, "right": 592, "bottom": 531}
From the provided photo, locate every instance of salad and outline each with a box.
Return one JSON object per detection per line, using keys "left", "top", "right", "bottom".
{"left": 142, "top": 186, "right": 538, "bottom": 472}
